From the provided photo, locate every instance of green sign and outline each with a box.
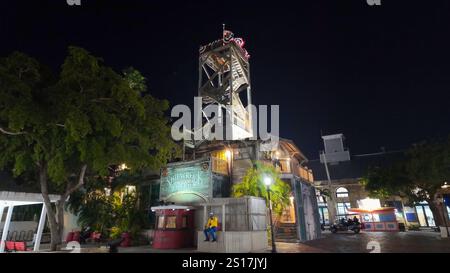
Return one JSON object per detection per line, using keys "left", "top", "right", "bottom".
{"left": 160, "top": 160, "right": 211, "bottom": 202}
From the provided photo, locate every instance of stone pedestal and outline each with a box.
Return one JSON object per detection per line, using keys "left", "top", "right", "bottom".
{"left": 440, "top": 226, "right": 450, "bottom": 238}
{"left": 197, "top": 231, "right": 268, "bottom": 253}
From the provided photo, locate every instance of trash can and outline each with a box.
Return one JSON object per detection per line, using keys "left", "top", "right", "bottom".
{"left": 65, "top": 231, "right": 74, "bottom": 242}
{"left": 72, "top": 231, "right": 81, "bottom": 242}
{"left": 120, "top": 232, "right": 131, "bottom": 247}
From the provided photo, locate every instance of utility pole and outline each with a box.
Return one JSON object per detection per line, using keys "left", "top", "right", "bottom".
{"left": 322, "top": 151, "right": 336, "bottom": 223}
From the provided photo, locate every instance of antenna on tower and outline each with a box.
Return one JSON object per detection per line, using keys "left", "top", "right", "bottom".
{"left": 222, "top": 23, "right": 226, "bottom": 40}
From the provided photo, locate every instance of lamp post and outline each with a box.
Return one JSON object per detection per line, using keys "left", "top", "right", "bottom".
{"left": 440, "top": 182, "right": 449, "bottom": 238}
{"left": 264, "top": 176, "right": 277, "bottom": 253}
{"left": 225, "top": 149, "right": 233, "bottom": 195}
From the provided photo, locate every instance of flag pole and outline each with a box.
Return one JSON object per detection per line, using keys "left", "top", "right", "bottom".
{"left": 222, "top": 23, "right": 225, "bottom": 45}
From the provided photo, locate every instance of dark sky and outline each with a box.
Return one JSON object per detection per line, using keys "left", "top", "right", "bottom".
{"left": 1, "top": 0, "right": 450, "bottom": 159}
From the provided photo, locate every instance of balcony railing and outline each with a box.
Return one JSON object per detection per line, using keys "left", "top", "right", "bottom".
{"left": 299, "top": 166, "right": 314, "bottom": 182}
{"left": 261, "top": 159, "right": 314, "bottom": 182}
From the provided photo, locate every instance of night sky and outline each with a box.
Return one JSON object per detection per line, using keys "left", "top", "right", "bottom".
{"left": 1, "top": 0, "right": 450, "bottom": 159}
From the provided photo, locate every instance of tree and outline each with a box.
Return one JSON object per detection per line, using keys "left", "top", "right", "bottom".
{"left": 232, "top": 161, "right": 291, "bottom": 216}
{"left": 0, "top": 48, "right": 177, "bottom": 250}
{"left": 67, "top": 169, "right": 150, "bottom": 240}
{"left": 362, "top": 137, "right": 450, "bottom": 226}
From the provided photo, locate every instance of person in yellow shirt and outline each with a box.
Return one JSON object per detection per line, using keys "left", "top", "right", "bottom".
{"left": 203, "top": 212, "right": 218, "bottom": 242}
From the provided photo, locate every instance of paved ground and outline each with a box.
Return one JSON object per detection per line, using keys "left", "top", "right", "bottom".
{"left": 277, "top": 231, "right": 450, "bottom": 253}
{"left": 116, "top": 231, "right": 450, "bottom": 253}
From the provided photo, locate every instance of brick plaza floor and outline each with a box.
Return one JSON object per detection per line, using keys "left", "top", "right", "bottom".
{"left": 117, "top": 230, "right": 450, "bottom": 253}
{"left": 275, "top": 231, "right": 450, "bottom": 253}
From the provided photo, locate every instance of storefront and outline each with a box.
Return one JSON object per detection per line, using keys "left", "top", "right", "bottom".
{"left": 445, "top": 194, "right": 450, "bottom": 220}
{"left": 414, "top": 202, "right": 436, "bottom": 227}
{"left": 347, "top": 198, "right": 399, "bottom": 231}
{"left": 348, "top": 207, "right": 399, "bottom": 232}
{"left": 150, "top": 139, "right": 321, "bottom": 246}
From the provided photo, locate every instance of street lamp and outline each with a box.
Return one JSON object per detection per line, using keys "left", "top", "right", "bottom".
{"left": 264, "top": 175, "right": 277, "bottom": 253}
{"left": 440, "top": 182, "right": 449, "bottom": 238}
{"left": 225, "top": 149, "right": 233, "bottom": 196}
{"left": 225, "top": 149, "right": 232, "bottom": 161}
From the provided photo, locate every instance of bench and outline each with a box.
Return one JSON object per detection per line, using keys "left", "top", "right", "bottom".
{"left": 5, "top": 241, "right": 15, "bottom": 252}
{"left": 3, "top": 241, "right": 32, "bottom": 252}
{"left": 15, "top": 241, "right": 32, "bottom": 252}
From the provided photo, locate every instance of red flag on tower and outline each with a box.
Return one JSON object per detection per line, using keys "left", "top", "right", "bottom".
{"left": 223, "top": 29, "right": 234, "bottom": 44}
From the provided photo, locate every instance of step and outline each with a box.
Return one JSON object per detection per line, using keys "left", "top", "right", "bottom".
{"left": 275, "top": 234, "right": 297, "bottom": 239}
{"left": 275, "top": 236, "right": 297, "bottom": 240}
{"left": 276, "top": 233, "right": 296, "bottom": 237}
{"left": 276, "top": 229, "right": 297, "bottom": 233}
{"left": 275, "top": 238, "right": 298, "bottom": 243}
{"left": 276, "top": 227, "right": 297, "bottom": 233}
{"left": 278, "top": 223, "right": 297, "bottom": 227}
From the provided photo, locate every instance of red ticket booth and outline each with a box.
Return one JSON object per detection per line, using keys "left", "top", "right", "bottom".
{"left": 151, "top": 206, "right": 195, "bottom": 249}
{"left": 348, "top": 207, "right": 399, "bottom": 232}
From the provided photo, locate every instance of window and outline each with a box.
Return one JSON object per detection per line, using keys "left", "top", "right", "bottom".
{"left": 444, "top": 194, "right": 450, "bottom": 220}
{"left": 211, "top": 150, "right": 228, "bottom": 175}
{"left": 318, "top": 207, "right": 330, "bottom": 225}
{"left": 275, "top": 159, "right": 291, "bottom": 173}
{"left": 157, "top": 216, "right": 165, "bottom": 229}
{"left": 181, "top": 216, "right": 188, "bottom": 228}
{"left": 336, "top": 187, "right": 349, "bottom": 198}
{"left": 446, "top": 204, "right": 450, "bottom": 221}
{"left": 165, "top": 216, "right": 177, "bottom": 229}
{"left": 337, "top": 202, "right": 351, "bottom": 216}
{"left": 317, "top": 197, "right": 326, "bottom": 206}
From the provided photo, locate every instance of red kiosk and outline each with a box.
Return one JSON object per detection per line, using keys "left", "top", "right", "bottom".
{"left": 151, "top": 205, "right": 196, "bottom": 249}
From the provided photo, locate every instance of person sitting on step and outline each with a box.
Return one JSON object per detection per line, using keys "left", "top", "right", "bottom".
{"left": 203, "top": 212, "right": 219, "bottom": 242}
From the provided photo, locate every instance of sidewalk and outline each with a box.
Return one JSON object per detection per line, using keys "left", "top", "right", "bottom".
{"left": 116, "top": 242, "right": 327, "bottom": 253}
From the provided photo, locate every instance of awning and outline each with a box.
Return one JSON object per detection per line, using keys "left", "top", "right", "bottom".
{"left": 0, "top": 191, "right": 60, "bottom": 207}
{"left": 348, "top": 207, "right": 396, "bottom": 214}
{"left": 151, "top": 205, "right": 195, "bottom": 211}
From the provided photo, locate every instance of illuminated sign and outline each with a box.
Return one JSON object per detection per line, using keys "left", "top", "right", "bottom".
{"left": 160, "top": 160, "right": 211, "bottom": 203}
{"left": 357, "top": 198, "right": 381, "bottom": 211}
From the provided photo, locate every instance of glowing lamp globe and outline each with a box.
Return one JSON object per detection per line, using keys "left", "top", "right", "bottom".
{"left": 264, "top": 176, "right": 272, "bottom": 187}
{"left": 225, "top": 150, "right": 232, "bottom": 160}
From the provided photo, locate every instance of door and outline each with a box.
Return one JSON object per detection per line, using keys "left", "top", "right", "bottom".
{"left": 415, "top": 206, "right": 427, "bottom": 227}
{"left": 423, "top": 205, "right": 436, "bottom": 227}
{"left": 415, "top": 204, "right": 436, "bottom": 227}
{"left": 303, "top": 189, "right": 316, "bottom": 240}
{"left": 280, "top": 195, "right": 296, "bottom": 223}
{"left": 319, "top": 207, "right": 329, "bottom": 225}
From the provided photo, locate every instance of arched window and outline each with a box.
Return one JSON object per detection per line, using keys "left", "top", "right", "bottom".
{"left": 336, "top": 187, "right": 349, "bottom": 198}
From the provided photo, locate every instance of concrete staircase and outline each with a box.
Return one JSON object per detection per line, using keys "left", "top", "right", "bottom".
{"left": 276, "top": 223, "right": 298, "bottom": 242}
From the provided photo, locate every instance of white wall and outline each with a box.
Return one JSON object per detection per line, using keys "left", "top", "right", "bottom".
{"left": 62, "top": 209, "right": 80, "bottom": 239}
